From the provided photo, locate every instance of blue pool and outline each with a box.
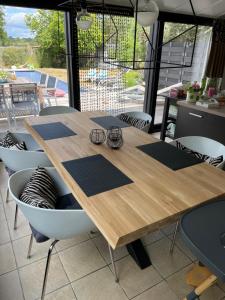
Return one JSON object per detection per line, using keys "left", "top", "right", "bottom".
{"left": 15, "top": 70, "right": 68, "bottom": 93}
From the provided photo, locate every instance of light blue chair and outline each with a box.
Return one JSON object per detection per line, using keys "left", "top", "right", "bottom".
{"left": 9, "top": 167, "right": 118, "bottom": 300}
{"left": 0, "top": 132, "right": 52, "bottom": 229}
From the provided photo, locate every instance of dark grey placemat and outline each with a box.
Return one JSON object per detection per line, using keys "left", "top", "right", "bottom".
{"left": 32, "top": 122, "right": 77, "bottom": 140}
{"left": 91, "top": 116, "right": 130, "bottom": 129}
{"left": 137, "top": 141, "right": 203, "bottom": 170}
{"left": 62, "top": 154, "right": 133, "bottom": 197}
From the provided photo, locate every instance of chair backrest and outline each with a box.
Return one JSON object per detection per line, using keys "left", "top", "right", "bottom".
{"left": 170, "top": 136, "right": 225, "bottom": 169}
{"left": 9, "top": 83, "right": 38, "bottom": 103}
{"left": 0, "top": 132, "right": 40, "bottom": 151}
{"left": 0, "top": 132, "right": 52, "bottom": 171}
{"left": 9, "top": 168, "right": 95, "bottom": 240}
{"left": 46, "top": 76, "right": 57, "bottom": 89}
{"left": 39, "top": 106, "right": 77, "bottom": 116}
{"left": 118, "top": 111, "right": 152, "bottom": 133}
{"left": 40, "top": 73, "right": 47, "bottom": 85}
{"left": 0, "top": 85, "right": 5, "bottom": 105}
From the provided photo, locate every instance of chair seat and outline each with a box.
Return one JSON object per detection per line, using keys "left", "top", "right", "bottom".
{"left": 181, "top": 199, "right": 225, "bottom": 282}
{"left": 31, "top": 193, "right": 82, "bottom": 243}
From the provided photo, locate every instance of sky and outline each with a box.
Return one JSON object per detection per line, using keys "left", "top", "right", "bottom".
{"left": 4, "top": 6, "right": 36, "bottom": 38}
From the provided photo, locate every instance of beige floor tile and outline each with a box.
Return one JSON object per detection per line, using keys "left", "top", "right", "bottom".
{"left": 72, "top": 267, "right": 128, "bottom": 300}
{"left": 167, "top": 264, "right": 225, "bottom": 300}
{"left": 0, "top": 270, "right": 24, "bottom": 300}
{"left": 0, "top": 242, "right": 16, "bottom": 275}
{"left": 3, "top": 198, "right": 31, "bottom": 240}
{"left": 146, "top": 236, "right": 191, "bottom": 278}
{"left": 132, "top": 281, "right": 178, "bottom": 300}
{"left": 19, "top": 254, "right": 69, "bottom": 300}
{"left": 59, "top": 240, "right": 106, "bottom": 282}
{"left": 93, "top": 235, "right": 128, "bottom": 264}
{"left": 169, "top": 232, "right": 196, "bottom": 261}
{"left": 43, "top": 284, "right": 76, "bottom": 300}
{"left": 110, "top": 256, "right": 162, "bottom": 299}
{"left": 13, "top": 235, "right": 56, "bottom": 268}
{"left": 55, "top": 234, "right": 90, "bottom": 252}
{"left": 141, "top": 230, "right": 164, "bottom": 246}
{"left": 0, "top": 204, "right": 10, "bottom": 245}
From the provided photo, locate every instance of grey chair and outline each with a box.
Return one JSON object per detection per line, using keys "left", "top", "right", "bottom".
{"left": 180, "top": 199, "right": 225, "bottom": 299}
{"left": 0, "top": 85, "right": 11, "bottom": 127}
{"left": 41, "top": 76, "right": 57, "bottom": 106}
{"left": 39, "top": 106, "right": 77, "bottom": 116}
{"left": 117, "top": 111, "right": 152, "bottom": 133}
{"left": 0, "top": 132, "right": 52, "bottom": 229}
{"left": 9, "top": 167, "right": 118, "bottom": 300}
{"left": 39, "top": 73, "right": 47, "bottom": 86}
{"left": 9, "top": 83, "right": 39, "bottom": 121}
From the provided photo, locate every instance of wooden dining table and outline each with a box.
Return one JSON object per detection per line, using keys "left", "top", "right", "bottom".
{"left": 25, "top": 111, "right": 225, "bottom": 267}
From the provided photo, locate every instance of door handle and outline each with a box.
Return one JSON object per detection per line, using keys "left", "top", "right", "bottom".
{"left": 189, "top": 112, "right": 203, "bottom": 118}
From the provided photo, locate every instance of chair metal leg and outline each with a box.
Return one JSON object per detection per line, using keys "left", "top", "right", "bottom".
{"left": 108, "top": 243, "right": 119, "bottom": 283}
{"left": 41, "top": 240, "right": 59, "bottom": 300}
{"left": 169, "top": 220, "right": 179, "bottom": 254}
{"left": 27, "top": 234, "right": 34, "bottom": 259}
{"left": 6, "top": 187, "right": 9, "bottom": 203}
{"left": 13, "top": 204, "right": 18, "bottom": 230}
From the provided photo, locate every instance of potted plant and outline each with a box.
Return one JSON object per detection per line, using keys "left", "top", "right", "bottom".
{"left": 0, "top": 70, "right": 9, "bottom": 83}
{"left": 186, "top": 80, "right": 205, "bottom": 103}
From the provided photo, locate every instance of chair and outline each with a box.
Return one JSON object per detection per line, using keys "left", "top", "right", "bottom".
{"left": 0, "top": 132, "right": 52, "bottom": 229}
{"left": 169, "top": 136, "right": 225, "bottom": 254}
{"left": 39, "top": 106, "right": 77, "bottom": 116}
{"left": 39, "top": 73, "right": 47, "bottom": 86}
{"left": 9, "top": 83, "right": 39, "bottom": 121}
{"left": 117, "top": 111, "right": 152, "bottom": 133}
{"left": 41, "top": 76, "right": 57, "bottom": 106}
{"left": 9, "top": 167, "right": 119, "bottom": 300}
{"left": 0, "top": 85, "right": 11, "bottom": 127}
{"left": 180, "top": 199, "right": 225, "bottom": 300}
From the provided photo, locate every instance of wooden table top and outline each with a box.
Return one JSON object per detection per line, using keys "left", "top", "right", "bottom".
{"left": 25, "top": 111, "right": 225, "bottom": 249}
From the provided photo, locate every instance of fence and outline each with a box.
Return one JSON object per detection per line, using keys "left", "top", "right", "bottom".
{"left": 159, "top": 38, "right": 210, "bottom": 89}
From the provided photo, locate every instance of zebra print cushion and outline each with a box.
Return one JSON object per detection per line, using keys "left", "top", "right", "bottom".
{"left": 20, "top": 167, "right": 58, "bottom": 209}
{"left": 9, "top": 142, "right": 27, "bottom": 151}
{"left": 118, "top": 114, "right": 149, "bottom": 130}
{"left": 0, "top": 131, "right": 19, "bottom": 148}
{"left": 176, "top": 141, "right": 223, "bottom": 167}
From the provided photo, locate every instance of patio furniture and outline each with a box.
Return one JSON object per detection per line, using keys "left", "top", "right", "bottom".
{"left": 39, "top": 106, "right": 77, "bottom": 116}
{"left": 117, "top": 111, "right": 152, "bottom": 132}
{"left": 169, "top": 136, "right": 225, "bottom": 254}
{"left": 9, "top": 83, "right": 39, "bottom": 122}
{"left": 8, "top": 167, "right": 118, "bottom": 300}
{"left": 24, "top": 112, "right": 225, "bottom": 272}
{"left": 0, "top": 132, "right": 52, "bottom": 229}
{"left": 39, "top": 73, "right": 47, "bottom": 86}
{"left": 181, "top": 199, "right": 225, "bottom": 300}
{"left": 41, "top": 76, "right": 58, "bottom": 106}
{"left": 0, "top": 85, "right": 11, "bottom": 127}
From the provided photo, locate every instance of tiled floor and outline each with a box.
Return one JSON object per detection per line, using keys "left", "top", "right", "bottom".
{"left": 1, "top": 123, "right": 225, "bottom": 300}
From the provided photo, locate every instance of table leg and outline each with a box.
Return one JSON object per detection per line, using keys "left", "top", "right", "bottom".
{"left": 160, "top": 97, "right": 170, "bottom": 141}
{"left": 126, "top": 239, "right": 151, "bottom": 269}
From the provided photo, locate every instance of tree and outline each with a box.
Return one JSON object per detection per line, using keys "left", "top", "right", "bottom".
{"left": 25, "top": 10, "right": 66, "bottom": 68}
{"left": 0, "top": 6, "right": 8, "bottom": 46}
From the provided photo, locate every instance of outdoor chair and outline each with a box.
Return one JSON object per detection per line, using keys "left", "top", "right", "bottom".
{"left": 169, "top": 136, "right": 225, "bottom": 254}
{"left": 0, "top": 132, "right": 52, "bottom": 229}
{"left": 39, "top": 105, "right": 77, "bottom": 116}
{"left": 9, "top": 83, "right": 39, "bottom": 122}
{"left": 39, "top": 73, "right": 47, "bottom": 87}
{"left": 0, "top": 85, "right": 11, "bottom": 127}
{"left": 9, "top": 167, "right": 119, "bottom": 300}
{"left": 41, "top": 76, "right": 57, "bottom": 106}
